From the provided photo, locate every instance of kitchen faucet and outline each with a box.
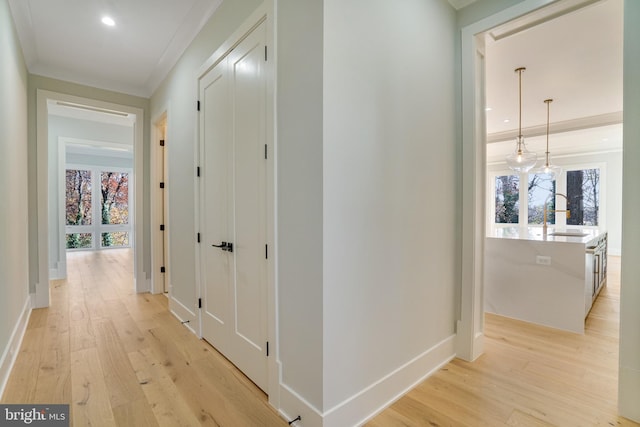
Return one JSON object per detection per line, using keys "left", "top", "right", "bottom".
{"left": 543, "top": 192, "right": 570, "bottom": 236}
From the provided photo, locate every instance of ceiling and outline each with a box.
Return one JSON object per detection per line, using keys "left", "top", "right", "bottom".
{"left": 8, "top": 0, "right": 623, "bottom": 156}
{"left": 8, "top": 0, "right": 222, "bottom": 97}
{"left": 485, "top": 0, "right": 623, "bottom": 162}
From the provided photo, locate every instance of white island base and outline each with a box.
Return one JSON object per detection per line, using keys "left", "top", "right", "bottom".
{"left": 485, "top": 227, "right": 607, "bottom": 334}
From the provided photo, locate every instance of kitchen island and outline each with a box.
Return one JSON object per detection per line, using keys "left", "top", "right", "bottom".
{"left": 485, "top": 227, "right": 607, "bottom": 334}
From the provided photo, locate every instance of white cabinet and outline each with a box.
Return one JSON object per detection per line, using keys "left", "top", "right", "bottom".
{"left": 585, "top": 233, "right": 608, "bottom": 317}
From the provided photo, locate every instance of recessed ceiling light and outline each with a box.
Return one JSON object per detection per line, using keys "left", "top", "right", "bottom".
{"left": 503, "top": 119, "right": 510, "bottom": 123}
{"left": 485, "top": 107, "right": 493, "bottom": 112}
{"left": 102, "top": 16, "right": 115, "bottom": 27}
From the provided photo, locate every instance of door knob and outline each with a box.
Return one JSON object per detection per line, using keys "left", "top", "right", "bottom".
{"left": 212, "top": 241, "right": 233, "bottom": 252}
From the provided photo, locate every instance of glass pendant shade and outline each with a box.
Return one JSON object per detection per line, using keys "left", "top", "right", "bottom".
{"left": 534, "top": 98, "right": 561, "bottom": 178}
{"left": 507, "top": 67, "right": 537, "bottom": 172}
{"left": 538, "top": 160, "right": 562, "bottom": 178}
{"left": 506, "top": 135, "right": 537, "bottom": 172}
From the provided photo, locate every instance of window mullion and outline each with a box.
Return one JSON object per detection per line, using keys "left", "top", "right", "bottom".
{"left": 93, "top": 167, "right": 100, "bottom": 249}
{"left": 519, "top": 172, "right": 528, "bottom": 226}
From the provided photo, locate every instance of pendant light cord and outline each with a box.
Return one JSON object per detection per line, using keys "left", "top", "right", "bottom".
{"left": 515, "top": 67, "right": 526, "bottom": 146}
{"left": 544, "top": 98, "right": 553, "bottom": 165}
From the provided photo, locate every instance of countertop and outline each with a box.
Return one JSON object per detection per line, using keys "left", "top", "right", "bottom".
{"left": 488, "top": 226, "right": 605, "bottom": 245}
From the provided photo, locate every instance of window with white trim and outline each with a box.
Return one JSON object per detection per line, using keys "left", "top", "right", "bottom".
{"left": 65, "top": 166, "right": 132, "bottom": 250}
{"left": 489, "top": 164, "right": 602, "bottom": 229}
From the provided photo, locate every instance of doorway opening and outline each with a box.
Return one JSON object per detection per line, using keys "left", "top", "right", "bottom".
{"left": 36, "top": 90, "right": 146, "bottom": 308}
{"left": 459, "top": 0, "right": 623, "bottom": 360}
{"left": 460, "top": 0, "right": 627, "bottom": 418}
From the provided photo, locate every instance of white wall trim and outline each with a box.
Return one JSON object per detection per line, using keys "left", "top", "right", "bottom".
{"left": 326, "top": 335, "right": 456, "bottom": 427}
{"left": 277, "top": 335, "right": 456, "bottom": 427}
{"left": 278, "top": 381, "right": 323, "bottom": 427}
{"left": 36, "top": 89, "right": 146, "bottom": 308}
{"left": 169, "top": 297, "right": 197, "bottom": 335}
{"left": 0, "top": 296, "right": 31, "bottom": 399}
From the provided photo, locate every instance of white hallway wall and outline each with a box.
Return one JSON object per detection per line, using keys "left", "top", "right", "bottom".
{"left": 0, "top": 0, "right": 30, "bottom": 395}
{"left": 322, "top": 0, "right": 458, "bottom": 417}
{"left": 153, "top": 0, "right": 459, "bottom": 424}
{"left": 619, "top": 0, "right": 640, "bottom": 421}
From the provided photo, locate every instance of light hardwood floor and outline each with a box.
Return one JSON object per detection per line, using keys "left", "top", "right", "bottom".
{"left": 1, "top": 249, "right": 286, "bottom": 426}
{"left": 368, "top": 256, "right": 639, "bottom": 427}
{"left": 2, "top": 251, "right": 637, "bottom": 426}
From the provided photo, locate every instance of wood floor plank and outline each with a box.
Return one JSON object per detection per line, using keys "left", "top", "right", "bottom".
{"left": 0, "top": 327, "right": 44, "bottom": 403}
{"left": 93, "top": 318, "right": 146, "bottom": 409}
{"left": 69, "top": 299, "right": 97, "bottom": 353}
{"left": 34, "top": 329, "right": 71, "bottom": 405}
{"left": 128, "top": 348, "right": 202, "bottom": 427}
{"left": 70, "top": 347, "right": 117, "bottom": 427}
{"left": 112, "top": 397, "right": 160, "bottom": 427}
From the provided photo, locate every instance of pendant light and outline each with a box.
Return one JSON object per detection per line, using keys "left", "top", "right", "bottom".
{"left": 536, "top": 98, "right": 562, "bottom": 178}
{"left": 506, "top": 67, "right": 537, "bottom": 172}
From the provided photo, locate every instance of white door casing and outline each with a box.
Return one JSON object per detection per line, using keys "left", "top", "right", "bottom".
{"left": 199, "top": 20, "right": 268, "bottom": 392}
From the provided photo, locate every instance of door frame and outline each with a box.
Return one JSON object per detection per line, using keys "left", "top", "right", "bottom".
{"left": 151, "top": 109, "right": 170, "bottom": 294}
{"left": 458, "top": 0, "right": 619, "bottom": 357}
{"left": 459, "top": 0, "right": 582, "bottom": 360}
{"left": 194, "top": 1, "right": 277, "bottom": 403}
{"left": 35, "top": 90, "right": 146, "bottom": 308}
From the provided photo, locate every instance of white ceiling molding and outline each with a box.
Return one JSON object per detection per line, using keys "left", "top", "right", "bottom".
{"left": 143, "top": 0, "right": 223, "bottom": 95}
{"left": 7, "top": 0, "right": 37, "bottom": 69}
{"left": 447, "top": 0, "right": 478, "bottom": 10}
{"left": 487, "top": 0, "right": 600, "bottom": 41}
{"left": 487, "top": 111, "right": 623, "bottom": 144}
{"left": 486, "top": 123, "right": 622, "bottom": 164}
{"left": 7, "top": 0, "right": 222, "bottom": 97}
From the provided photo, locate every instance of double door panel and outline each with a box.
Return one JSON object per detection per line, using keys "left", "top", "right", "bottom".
{"left": 200, "top": 21, "right": 268, "bottom": 391}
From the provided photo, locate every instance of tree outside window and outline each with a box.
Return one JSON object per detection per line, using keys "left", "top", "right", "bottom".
{"left": 493, "top": 167, "right": 600, "bottom": 228}
{"left": 66, "top": 169, "right": 92, "bottom": 248}
{"left": 567, "top": 168, "right": 600, "bottom": 226}
{"left": 100, "top": 172, "right": 129, "bottom": 247}
{"left": 495, "top": 175, "right": 519, "bottom": 224}
{"left": 66, "top": 169, "right": 131, "bottom": 250}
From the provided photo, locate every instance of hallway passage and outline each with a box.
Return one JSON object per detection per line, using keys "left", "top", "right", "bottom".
{"left": 1, "top": 249, "right": 285, "bottom": 426}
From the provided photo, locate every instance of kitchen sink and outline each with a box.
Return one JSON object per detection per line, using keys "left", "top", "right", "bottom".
{"left": 549, "top": 231, "right": 589, "bottom": 237}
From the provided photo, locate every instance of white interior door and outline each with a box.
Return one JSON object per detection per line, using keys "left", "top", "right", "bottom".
{"left": 200, "top": 21, "right": 268, "bottom": 391}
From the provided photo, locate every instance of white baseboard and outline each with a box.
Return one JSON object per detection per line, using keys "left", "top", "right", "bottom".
{"left": 169, "top": 295, "right": 197, "bottom": 335}
{"left": 134, "top": 276, "right": 152, "bottom": 293}
{"left": 0, "top": 296, "right": 32, "bottom": 399}
{"left": 278, "top": 382, "right": 323, "bottom": 427}
{"left": 278, "top": 334, "right": 456, "bottom": 427}
{"left": 619, "top": 366, "right": 640, "bottom": 423}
